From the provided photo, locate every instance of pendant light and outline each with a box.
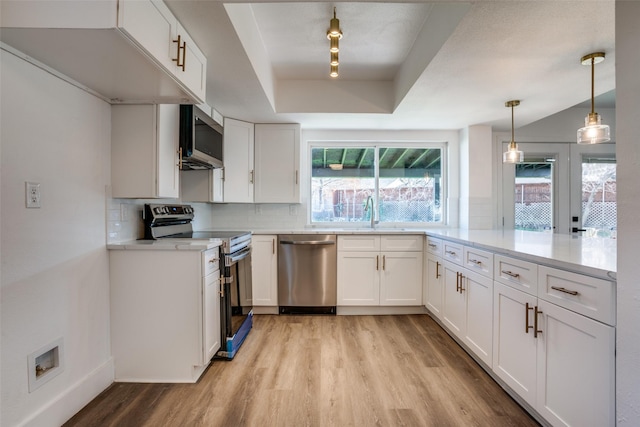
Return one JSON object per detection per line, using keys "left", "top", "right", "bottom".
{"left": 327, "top": 7, "right": 342, "bottom": 78}
{"left": 577, "top": 52, "right": 610, "bottom": 144}
{"left": 503, "top": 100, "right": 524, "bottom": 163}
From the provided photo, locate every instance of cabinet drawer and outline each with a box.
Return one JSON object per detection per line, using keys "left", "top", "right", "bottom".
{"left": 380, "top": 235, "right": 423, "bottom": 251}
{"left": 202, "top": 248, "right": 220, "bottom": 276}
{"left": 463, "top": 246, "right": 493, "bottom": 278}
{"left": 338, "top": 235, "right": 380, "bottom": 251}
{"left": 538, "top": 266, "right": 615, "bottom": 325}
{"left": 442, "top": 241, "right": 464, "bottom": 265}
{"left": 426, "top": 236, "right": 443, "bottom": 256}
{"left": 494, "top": 255, "right": 537, "bottom": 295}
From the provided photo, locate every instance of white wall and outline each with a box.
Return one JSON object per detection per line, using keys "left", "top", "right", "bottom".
{"left": 1, "top": 49, "right": 113, "bottom": 426}
{"left": 615, "top": 2, "right": 640, "bottom": 424}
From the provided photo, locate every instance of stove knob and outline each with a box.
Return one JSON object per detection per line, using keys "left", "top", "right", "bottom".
{"left": 154, "top": 207, "right": 163, "bottom": 215}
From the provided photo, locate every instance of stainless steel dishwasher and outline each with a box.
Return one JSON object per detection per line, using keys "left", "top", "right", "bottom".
{"left": 278, "top": 234, "right": 337, "bottom": 314}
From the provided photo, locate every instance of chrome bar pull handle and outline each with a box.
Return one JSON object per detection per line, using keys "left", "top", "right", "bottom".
{"left": 551, "top": 286, "right": 579, "bottom": 296}
{"left": 525, "top": 302, "right": 534, "bottom": 334}
{"left": 250, "top": 170, "right": 254, "bottom": 184}
{"left": 295, "top": 170, "right": 299, "bottom": 185}
{"left": 376, "top": 255, "right": 379, "bottom": 271}
{"left": 469, "top": 259, "right": 482, "bottom": 265}
{"left": 445, "top": 250, "right": 457, "bottom": 256}
{"left": 435, "top": 261, "right": 441, "bottom": 279}
{"left": 458, "top": 274, "right": 465, "bottom": 293}
{"left": 455, "top": 272, "right": 460, "bottom": 292}
{"left": 382, "top": 255, "right": 386, "bottom": 271}
{"left": 272, "top": 238, "right": 275, "bottom": 255}
{"left": 428, "top": 243, "right": 437, "bottom": 248}
{"left": 534, "top": 306, "right": 543, "bottom": 338}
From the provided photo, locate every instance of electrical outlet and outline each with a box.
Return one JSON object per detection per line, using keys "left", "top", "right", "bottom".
{"left": 26, "top": 182, "right": 41, "bottom": 208}
{"left": 289, "top": 204, "right": 298, "bottom": 216}
{"left": 255, "top": 204, "right": 262, "bottom": 215}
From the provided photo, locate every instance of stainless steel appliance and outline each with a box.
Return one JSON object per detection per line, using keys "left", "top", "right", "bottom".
{"left": 277, "top": 234, "right": 337, "bottom": 314}
{"left": 179, "top": 104, "right": 223, "bottom": 170}
{"left": 143, "top": 204, "right": 252, "bottom": 359}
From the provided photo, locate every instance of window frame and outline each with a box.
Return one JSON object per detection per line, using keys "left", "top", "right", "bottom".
{"left": 307, "top": 140, "right": 448, "bottom": 228}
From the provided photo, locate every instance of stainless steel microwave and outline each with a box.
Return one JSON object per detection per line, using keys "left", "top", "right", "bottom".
{"left": 179, "top": 105, "right": 223, "bottom": 170}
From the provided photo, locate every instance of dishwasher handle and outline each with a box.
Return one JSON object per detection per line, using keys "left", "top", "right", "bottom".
{"left": 280, "top": 240, "right": 336, "bottom": 246}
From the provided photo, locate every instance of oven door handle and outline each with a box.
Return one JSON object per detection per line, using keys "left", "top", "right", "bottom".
{"left": 279, "top": 240, "right": 335, "bottom": 245}
{"left": 225, "top": 246, "right": 251, "bottom": 265}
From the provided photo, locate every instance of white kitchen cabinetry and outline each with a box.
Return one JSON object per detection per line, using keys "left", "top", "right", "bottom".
{"left": 111, "top": 104, "right": 180, "bottom": 198}
{"left": 337, "top": 235, "right": 423, "bottom": 306}
{"left": 424, "top": 237, "right": 444, "bottom": 319}
{"left": 223, "top": 118, "right": 255, "bottom": 203}
{"left": 109, "top": 247, "right": 221, "bottom": 382}
{"left": 252, "top": 235, "right": 278, "bottom": 306}
{"left": 441, "top": 258, "right": 494, "bottom": 367}
{"left": 254, "top": 124, "right": 301, "bottom": 203}
{"left": 493, "top": 258, "right": 615, "bottom": 427}
{"left": 1, "top": 0, "right": 206, "bottom": 104}
{"left": 181, "top": 169, "right": 224, "bottom": 203}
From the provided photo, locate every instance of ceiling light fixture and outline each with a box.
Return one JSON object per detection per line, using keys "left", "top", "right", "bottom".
{"left": 577, "top": 52, "right": 610, "bottom": 144}
{"left": 327, "top": 7, "right": 342, "bottom": 78}
{"left": 503, "top": 100, "right": 524, "bottom": 164}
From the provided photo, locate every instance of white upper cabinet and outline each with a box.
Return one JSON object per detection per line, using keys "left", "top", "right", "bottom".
{"left": 0, "top": 0, "right": 206, "bottom": 104}
{"left": 254, "top": 124, "right": 301, "bottom": 203}
{"left": 223, "top": 118, "right": 255, "bottom": 203}
{"left": 111, "top": 104, "right": 180, "bottom": 199}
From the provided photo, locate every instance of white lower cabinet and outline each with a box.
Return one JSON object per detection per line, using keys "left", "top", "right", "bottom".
{"left": 251, "top": 235, "right": 278, "bottom": 306}
{"left": 425, "top": 253, "right": 443, "bottom": 318}
{"left": 337, "top": 235, "right": 423, "bottom": 306}
{"left": 109, "top": 247, "right": 221, "bottom": 382}
{"left": 442, "top": 260, "right": 493, "bottom": 366}
{"left": 493, "top": 280, "right": 615, "bottom": 427}
{"left": 426, "top": 235, "right": 615, "bottom": 427}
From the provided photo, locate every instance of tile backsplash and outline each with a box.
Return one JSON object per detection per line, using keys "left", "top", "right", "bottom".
{"left": 106, "top": 198, "right": 308, "bottom": 244}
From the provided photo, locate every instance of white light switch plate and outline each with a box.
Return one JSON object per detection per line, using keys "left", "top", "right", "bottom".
{"left": 26, "top": 182, "right": 41, "bottom": 208}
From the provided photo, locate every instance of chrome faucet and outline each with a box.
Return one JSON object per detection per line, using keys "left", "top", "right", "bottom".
{"left": 364, "top": 195, "right": 378, "bottom": 228}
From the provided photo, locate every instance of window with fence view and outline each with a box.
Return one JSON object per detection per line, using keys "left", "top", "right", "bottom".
{"left": 311, "top": 146, "right": 443, "bottom": 225}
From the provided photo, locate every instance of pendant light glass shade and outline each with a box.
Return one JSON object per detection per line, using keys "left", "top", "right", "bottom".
{"left": 577, "top": 52, "right": 610, "bottom": 144}
{"left": 577, "top": 112, "right": 610, "bottom": 144}
{"left": 502, "top": 100, "right": 524, "bottom": 164}
{"left": 330, "top": 65, "right": 339, "bottom": 78}
{"left": 503, "top": 141, "right": 524, "bottom": 163}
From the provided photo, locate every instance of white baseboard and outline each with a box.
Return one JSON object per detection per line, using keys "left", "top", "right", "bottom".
{"left": 21, "top": 357, "right": 114, "bottom": 427}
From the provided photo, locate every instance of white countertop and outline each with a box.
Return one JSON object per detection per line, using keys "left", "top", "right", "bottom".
{"left": 424, "top": 229, "right": 616, "bottom": 281}
{"left": 107, "top": 238, "right": 222, "bottom": 251}
{"left": 249, "top": 228, "right": 616, "bottom": 281}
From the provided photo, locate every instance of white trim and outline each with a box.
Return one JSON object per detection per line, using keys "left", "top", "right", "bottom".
{"left": 20, "top": 358, "right": 114, "bottom": 427}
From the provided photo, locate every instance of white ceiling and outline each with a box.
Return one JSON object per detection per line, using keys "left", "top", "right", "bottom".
{"left": 165, "top": 0, "right": 615, "bottom": 132}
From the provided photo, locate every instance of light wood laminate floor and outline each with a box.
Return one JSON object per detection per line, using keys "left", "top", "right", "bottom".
{"left": 65, "top": 314, "right": 540, "bottom": 426}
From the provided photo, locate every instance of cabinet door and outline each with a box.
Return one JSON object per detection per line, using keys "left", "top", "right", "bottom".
{"left": 425, "top": 254, "right": 443, "bottom": 319}
{"left": 254, "top": 124, "right": 300, "bottom": 203}
{"left": 442, "top": 261, "right": 466, "bottom": 337}
{"left": 203, "top": 269, "right": 221, "bottom": 362}
{"left": 380, "top": 251, "right": 423, "bottom": 306}
{"left": 175, "top": 20, "right": 207, "bottom": 102}
{"left": 337, "top": 252, "right": 380, "bottom": 305}
{"left": 156, "top": 104, "right": 180, "bottom": 198}
{"left": 536, "top": 300, "right": 615, "bottom": 427}
{"left": 463, "top": 269, "right": 493, "bottom": 367}
{"left": 119, "top": 0, "right": 176, "bottom": 74}
{"left": 252, "top": 235, "right": 278, "bottom": 306}
{"left": 180, "top": 168, "right": 224, "bottom": 203}
{"left": 493, "top": 282, "right": 538, "bottom": 408}
{"left": 223, "top": 118, "right": 254, "bottom": 203}
{"left": 111, "top": 104, "right": 179, "bottom": 198}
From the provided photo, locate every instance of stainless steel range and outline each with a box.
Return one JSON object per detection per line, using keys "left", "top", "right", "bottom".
{"left": 143, "top": 203, "right": 253, "bottom": 359}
